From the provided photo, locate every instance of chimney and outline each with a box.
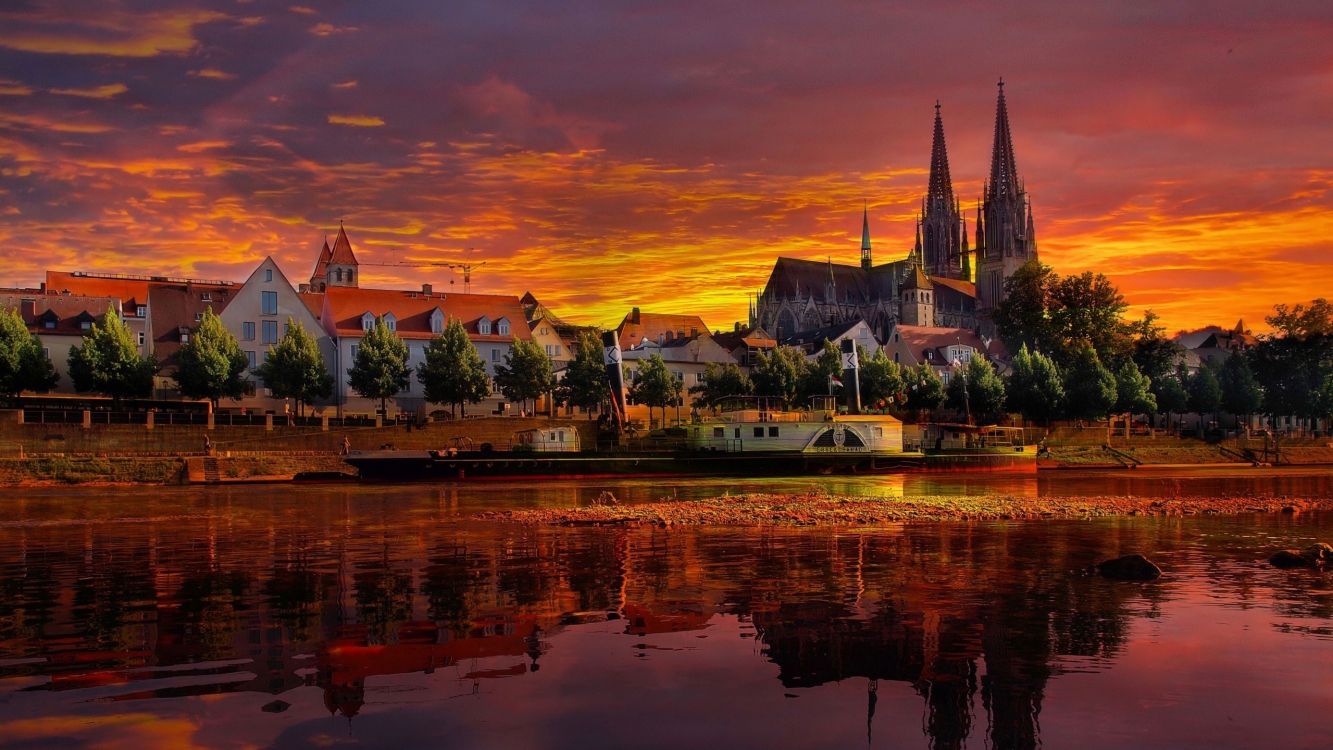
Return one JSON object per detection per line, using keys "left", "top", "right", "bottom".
{"left": 631, "top": 307, "right": 640, "bottom": 324}
{"left": 422, "top": 283, "right": 433, "bottom": 295}
{"left": 20, "top": 298, "right": 37, "bottom": 321}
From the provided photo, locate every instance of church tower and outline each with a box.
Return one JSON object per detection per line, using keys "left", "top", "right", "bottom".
{"left": 309, "top": 238, "right": 333, "bottom": 292}
{"left": 324, "top": 223, "right": 360, "bottom": 289}
{"left": 977, "top": 80, "right": 1038, "bottom": 318}
{"left": 860, "top": 203, "right": 873, "bottom": 270}
{"left": 919, "top": 102, "right": 966, "bottom": 280}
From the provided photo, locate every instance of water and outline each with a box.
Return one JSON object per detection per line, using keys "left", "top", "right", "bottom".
{"left": 2, "top": 469, "right": 1333, "bottom": 749}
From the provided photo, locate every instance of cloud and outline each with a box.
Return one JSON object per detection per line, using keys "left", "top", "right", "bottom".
{"left": 333, "top": 80, "right": 358, "bottom": 89}
{"left": 189, "top": 68, "right": 236, "bottom": 81}
{"left": 289, "top": 6, "right": 317, "bottom": 15}
{"left": 50, "top": 82, "right": 128, "bottom": 99}
{"left": 328, "top": 114, "right": 386, "bottom": 127}
{"left": 0, "top": 80, "right": 35, "bottom": 96}
{"left": 309, "top": 22, "right": 359, "bottom": 36}
{"left": 0, "top": 8, "right": 225, "bottom": 57}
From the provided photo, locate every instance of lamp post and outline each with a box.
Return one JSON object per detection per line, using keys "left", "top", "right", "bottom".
{"left": 955, "top": 335, "right": 971, "bottom": 426}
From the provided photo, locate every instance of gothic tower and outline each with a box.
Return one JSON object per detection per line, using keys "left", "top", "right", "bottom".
{"left": 977, "top": 80, "right": 1037, "bottom": 318}
{"left": 919, "top": 102, "right": 966, "bottom": 280}
{"left": 860, "top": 202, "right": 873, "bottom": 270}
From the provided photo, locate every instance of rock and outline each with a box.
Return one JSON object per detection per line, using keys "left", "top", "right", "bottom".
{"left": 1304, "top": 543, "right": 1333, "bottom": 563}
{"left": 261, "top": 700, "right": 290, "bottom": 713}
{"left": 1270, "top": 550, "right": 1312, "bottom": 568}
{"left": 1094, "top": 554, "right": 1162, "bottom": 581}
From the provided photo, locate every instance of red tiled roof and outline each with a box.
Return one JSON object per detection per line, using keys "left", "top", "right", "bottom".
{"left": 311, "top": 239, "right": 332, "bottom": 282}
{"left": 930, "top": 276, "right": 977, "bottom": 298}
{"left": 893, "top": 325, "right": 990, "bottom": 363}
{"left": 329, "top": 226, "right": 358, "bottom": 265}
{"left": 146, "top": 284, "right": 235, "bottom": 369}
{"left": 0, "top": 289, "right": 121, "bottom": 336}
{"left": 44, "top": 271, "right": 233, "bottom": 319}
{"left": 321, "top": 287, "right": 530, "bottom": 341}
{"left": 616, "top": 310, "right": 709, "bottom": 349}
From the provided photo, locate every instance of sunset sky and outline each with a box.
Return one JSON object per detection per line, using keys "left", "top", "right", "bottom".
{"left": 1, "top": 1, "right": 1330, "bottom": 334}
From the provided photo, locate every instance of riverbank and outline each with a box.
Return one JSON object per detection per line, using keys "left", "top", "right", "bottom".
{"left": 479, "top": 491, "right": 1333, "bottom": 527}
{"left": 0, "top": 453, "right": 354, "bottom": 485}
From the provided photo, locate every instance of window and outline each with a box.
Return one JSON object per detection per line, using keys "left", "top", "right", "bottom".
{"left": 80, "top": 321, "right": 91, "bottom": 331}
{"left": 201, "top": 292, "right": 212, "bottom": 302}
{"left": 384, "top": 316, "right": 396, "bottom": 332}
{"left": 753, "top": 427, "right": 764, "bottom": 438}
{"left": 734, "top": 428, "right": 741, "bottom": 439}
{"left": 180, "top": 333, "right": 190, "bottom": 344}
{"left": 768, "top": 426, "right": 779, "bottom": 437}
{"left": 893, "top": 351, "right": 899, "bottom": 363}
{"left": 261, "top": 291, "right": 278, "bottom": 315}
{"left": 479, "top": 318, "right": 492, "bottom": 335}
{"left": 195, "top": 312, "right": 202, "bottom": 322}
{"left": 361, "top": 313, "right": 373, "bottom": 331}
{"left": 351, "top": 344, "right": 359, "bottom": 358}
{"left": 545, "top": 344, "right": 554, "bottom": 356}
{"left": 540, "top": 327, "right": 549, "bottom": 336}
{"left": 246, "top": 351, "right": 256, "bottom": 368}
{"left": 137, "top": 332, "right": 145, "bottom": 346}
{"left": 336, "top": 269, "right": 343, "bottom": 283}
{"left": 136, "top": 305, "right": 146, "bottom": 317}
{"left": 674, "top": 371, "right": 684, "bottom": 381}
{"left": 497, "top": 319, "right": 510, "bottom": 336}
{"left": 713, "top": 427, "right": 724, "bottom": 438}
{"left": 242, "top": 322, "right": 255, "bottom": 340}
{"left": 262, "top": 320, "right": 278, "bottom": 344}
{"left": 491, "top": 349, "right": 499, "bottom": 362}
{"left": 284, "top": 322, "right": 291, "bottom": 334}
{"left": 347, "top": 270, "right": 353, "bottom": 284}
{"left": 44, "top": 320, "right": 56, "bottom": 330}
{"left": 264, "top": 269, "right": 273, "bottom": 282}
{"left": 553, "top": 345, "right": 561, "bottom": 357}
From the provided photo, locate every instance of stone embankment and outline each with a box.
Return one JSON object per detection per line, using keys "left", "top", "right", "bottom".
{"left": 479, "top": 492, "right": 1333, "bottom": 527}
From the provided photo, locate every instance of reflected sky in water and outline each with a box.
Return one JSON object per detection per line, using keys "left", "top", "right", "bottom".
{"left": 2, "top": 471, "right": 1333, "bottom": 749}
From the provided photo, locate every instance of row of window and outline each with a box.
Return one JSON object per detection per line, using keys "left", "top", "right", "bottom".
{"left": 241, "top": 320, "right": 283, "bottom": 344}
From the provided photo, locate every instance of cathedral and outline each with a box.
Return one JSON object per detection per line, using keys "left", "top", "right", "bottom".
{"left": 753, "top": 81, "right": 1038, "bottom": 342}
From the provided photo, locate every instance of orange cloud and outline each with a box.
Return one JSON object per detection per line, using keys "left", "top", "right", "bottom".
{"left": 328, "top": 114, "right": 385, "bottom": 127}
{"left": 0, "top": 79, "right": 35, "bottom": 96}
{"left": 0, "top": 9, "right": 225, "bottom": 57}
{"left": 189, "top": 68, "right": 236, "bottom": 81}
{"left": 50, "top": 82, "right": 128, "bottom": 98}
{"left": 310, "top": 22, "right": 359, "bottom": 36}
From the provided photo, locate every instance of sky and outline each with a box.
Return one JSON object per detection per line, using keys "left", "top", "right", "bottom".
{"left": 1, "top": 0, "right": 1330, "bottom": 334}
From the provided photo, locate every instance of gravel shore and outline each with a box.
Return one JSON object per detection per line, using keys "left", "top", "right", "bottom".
{"left": 476, "top": 492, "right": 1333, "bottom": 527}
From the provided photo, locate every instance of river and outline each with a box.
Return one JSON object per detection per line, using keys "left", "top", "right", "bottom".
{"left": 2, "top": 469, "right": 1333, "bottom": 749}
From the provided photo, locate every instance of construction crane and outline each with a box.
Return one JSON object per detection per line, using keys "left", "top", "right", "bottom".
{"left": 358, "top": 257, "right": 487, "bottom": 294}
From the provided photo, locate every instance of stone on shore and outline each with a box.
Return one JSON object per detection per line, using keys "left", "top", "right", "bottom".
{"left": 1271, "top": 543, "right": 1333, "bottom": 569}
{"left": 1094, "top": 554, "right": 1162, "bottom": 581}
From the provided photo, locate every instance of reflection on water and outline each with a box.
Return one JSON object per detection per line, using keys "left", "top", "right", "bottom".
{"left": 1, "top": 474, "right": 1333, "bottom": 749}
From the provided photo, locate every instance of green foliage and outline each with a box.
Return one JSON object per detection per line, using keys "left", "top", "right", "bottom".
{"left": 798, "top": 340, "right": 844, "bottom": 404}
{"left": 993, "top": 259, "right": 1132, "bottom": 367}
{"left": 690, "top": 361, "right": 753, "bottom": 408}
{"left": 68, "top": 310, "right": 156, "bottom": 400}
{"left": 494, "top": 337, "right": 554, "bottom": 413}
{"left": 255, "top": 319, "right": 332, "bottom": 416}
{"left": 1006, "top": 344, "right": 1064, "bottom": 424}
{"left": 0, "top": 308, "right": 58, "bottom": 396}
{"left": 1131, "top": 311, "right": 1184, "bottom": 385}
{"left": 1113, "top": 361, "right": 1157, "bottom": 415}
{"left": 1062, "top": 345, "right": 1116, "bottom": 420}
{"left": 946, "top": 355, "right": 1007, "bottom": 424}
{"left": 346, "top": 317, "right": 411, "bottom": 417}
{"left": 416, "top": 318, "right": 490, "bottom": 417}
{"left": 858, "top": 347, "right": 906, "bottom": 410}
{"left": 173, "top": 308, "right": 249, "bottom": 404}
{"left": 1187, "top": 365, "right": 1222, "bottom": 416}
{"left": 556, "top": 330, "right": 608, "bottom": 417}
{"left": 1218, "top": 354, "right": 1263, "bottom": 417}
{"left": 1249, "top": 298, "right": 1333, "bottom": 419}
{"left": 628, "top": 353, "right": 681, "bottom": 425}
{"left": 751, "top": 345, "right": 806, "bottom": 407}
{"left": 904, "top": 361, "right": 945, "bottom": 414}
{"left": 1317, "top": 374, "right": 1333, "bottom": 420}
{"left": 1154, "top": 373, "right": 1189, "bottom": 415}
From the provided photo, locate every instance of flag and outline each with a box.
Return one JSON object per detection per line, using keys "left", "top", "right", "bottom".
{"left": 828, "top": 374, "right": 843, "bottom": 389}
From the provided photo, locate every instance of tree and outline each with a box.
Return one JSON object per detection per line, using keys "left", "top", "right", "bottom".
{"left": 0, "top": 308, "right": 58, "bottom": 396}
{"left": 173, "top": 308, "right": 248, "bottom": 406}
{"left": 68, "top": 310, "right": 156, "bottom": 400}
{"left": 858, "top": 348, "right": 906, "bottom": 411}
{"left": 1155, "top": 372, "right": 1189, "bottom": 431}
{"left": 1006, "top": 344, "right": 1064, "bottom": 425}
{"left": 346, "top": 316, "right": 411, "bottom": 419}
{"left": 628, "top": 353, "right": 681, "bottom": 426}
{"left": 415, "top": 318, "right": 489, "bottom": 418}
{"left": 1250, "top": 298, "right": 1333, "bottom": 427}
{"left": 946, "top": 355, "right": 1006, "bottom": 424}
{"left": 494, "top": 338, "right": 554, "bottom": 415}
{"left": 904, "top": 362, "right": 945, "bottom": 415}
{"left": 798, "top": 340, "right": 844, "bottom": 404}
{"left": 1113, "top": 361, "right": 1157, "bottom": 416}
{"left": 1062, "top": 345, "right": 1116, "bottom": 421}
{"left": 1048, "top": 271, "right": 1131, "bottom": 363}
{"left": 1131, "top": 311, "right": 1184, "bottom": 386}
{"left": 993, "top": 260, "right": 1058, "bottom": 356}
{"left": 751, "top": 345, "right": 807, "bottom": 407}
{"left": 1187, "top": 365, "right": 1222, "bottom": 418}
{"left": 1219, "top": 354, "right": 1263, "bottom": 422}
{"left": 557, "top": 331, "right": 609, "bottom": 418}
{"left": 690, "top": 361, "right": 752, "bottom": 409}
{"left": 255, "top": 319, "right": 332, "bottom": 417}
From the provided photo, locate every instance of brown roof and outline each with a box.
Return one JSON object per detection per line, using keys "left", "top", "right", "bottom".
{"left": 712, "top": 325, "right": 777, "bottom": 352}
{"left": 903, "top": 267, "right": 931, "bottom": 290}
{"left": 311, "top": 239, "right": 332, "bottom": 282}
{"left": 0, "top": 289, "right": 121, "bottom": 336}
{"left": 329, "top": 225, "right": 358, "bottom": 265}
{"left": 44, "top": 270, "right": 234, "bottom": 319}
{"left": 320, "top": 286, "right": 530, "bottom": 341}
{"left": 930, "top": 276, "right": 977, "bottom": 298}
{"left": 892, "top": 325, "right": 992, "bottom": 364}
{"left": 616, "top": 310, "right": 709, "bottom": 349}
{"left": 759, "top": 257, "right": 905, "bottom": 306}
{"left": 146, "top": 284, "right": 235, "bottom": 370}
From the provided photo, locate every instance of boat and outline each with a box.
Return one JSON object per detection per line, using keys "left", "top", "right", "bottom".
{"left": 345, "top": 397, "right": 1036, "bottom": 481}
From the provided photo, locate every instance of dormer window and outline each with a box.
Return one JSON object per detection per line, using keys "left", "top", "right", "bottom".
{"left": 496, "top": 318, "right": 510, "bottom": 336}
{"left": 45, "top": 320, "right": 57, "bottom": 330}
{"left": 201, "top": 292, "right": 212, "bottom": 302}
{"left": 478, "top": 317, "right": 492, "bottom": 336}
{"left": 383, "top": 313, "right": 397, "bottom": 332}
{"left": 361, "top": 312, "right": 374, "bottom": 331}
{"left": 430, "top": 308, "right": 445, "bottom": 334}
{"left": 136, "top": 305, "right": 146, "bottom": 317}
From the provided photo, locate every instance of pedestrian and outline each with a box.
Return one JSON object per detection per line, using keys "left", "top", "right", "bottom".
{"left": 342, "top": 436, "right": 351, "bottom": 455}
{"left": 204, "top": 435, "right": 212, "bottom": 455}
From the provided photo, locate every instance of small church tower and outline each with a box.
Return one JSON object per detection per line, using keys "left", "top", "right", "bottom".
{"left": 900, "top": 268, "right": 935, "bottom": 327}
{"left": 324, "top": 223, "right": 360, "bottom": 289}
{"left": 860, "top": 203, "right": 873, "bottom": 270}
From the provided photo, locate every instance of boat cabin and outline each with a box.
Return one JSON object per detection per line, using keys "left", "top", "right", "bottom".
{"left": 686, "top": 396, "right": 904, "bottom": 454}
{"left": 512, "top": 427, "right": 581, "bottom": 453}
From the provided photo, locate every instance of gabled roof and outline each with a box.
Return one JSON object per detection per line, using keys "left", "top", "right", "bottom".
{"left": 318, "top": 287, "right": 530, "bottom": 341}
{"left": 329, "top": 225, "right": 358, "bottom": 265}
{"left": 44, "top": 270, "right": 233, "bottom": 317}
{"left": 0, "top": 290, "right": 122, "bottom": 336}
{"left": 712, "top": 325, "right": 777, "bottom": 352}
{"left": 311, "top": 238, "right": 332, "bottom": 282}
{"left": 890, "top": 325, "right": 996, "bottom": 365}
{"left": 781, "top": 318, "right": 872, "bottom": 350}
{"left": 621, "top": 333, "right": 736, "bottom": 365}
{"left": 930, "top": 276, "right": 977, "bottom": 299}
{"left": 616, "top": 310, "right": 709, "bottom": 349}
{"left": 902, "top": 267, "right": 932, "bottom": 291}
